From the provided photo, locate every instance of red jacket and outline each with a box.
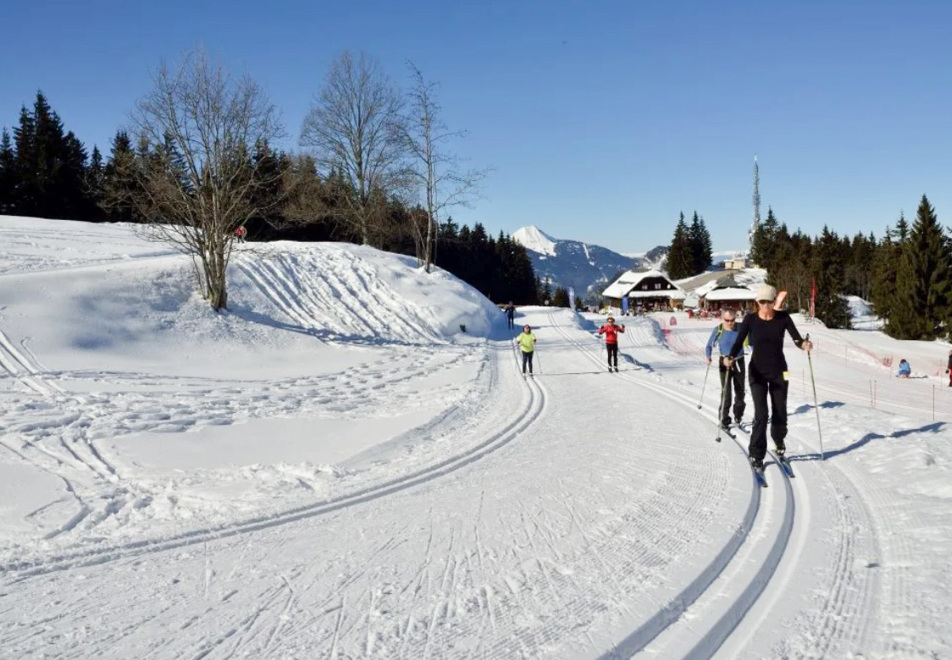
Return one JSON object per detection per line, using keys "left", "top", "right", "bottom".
{"left": 598, "top": 323, "right": 625, "bottom": 344}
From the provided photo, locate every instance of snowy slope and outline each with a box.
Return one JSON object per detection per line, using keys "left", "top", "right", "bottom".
{"left": 1, "top": 216, "right": 951, "bottom": 658}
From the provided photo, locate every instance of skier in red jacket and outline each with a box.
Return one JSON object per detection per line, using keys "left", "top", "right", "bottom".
{"left": 597, "top": 316, "right": 626, "bottom": 372}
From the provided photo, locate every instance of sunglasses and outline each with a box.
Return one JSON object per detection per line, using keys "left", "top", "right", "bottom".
{"left": 723, "top": 319, "right": 735, "bottom": 323}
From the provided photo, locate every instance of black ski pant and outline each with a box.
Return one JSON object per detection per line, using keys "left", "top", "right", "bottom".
{"left": 521, "top": 350, "right": 534, "bottom": 374}
{"left": 507, "top": 316, "right": 514, "bottom": 329}
{"left": 606, "top": 343, "right": 619, "bottom": 368}
{"left": 719, "top": 358, "right": 746, "bottom": 426}
{"left": 748, "top": 369, "right": 788, "bottom": 462}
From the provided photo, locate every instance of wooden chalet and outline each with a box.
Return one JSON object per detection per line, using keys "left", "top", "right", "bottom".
{"left": 602, "top": 269, "right": 685, "bottom": 312}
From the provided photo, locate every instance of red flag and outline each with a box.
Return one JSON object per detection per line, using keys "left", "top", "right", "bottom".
{"left": 810, "top": 277, "right": 817, "bottom": 317}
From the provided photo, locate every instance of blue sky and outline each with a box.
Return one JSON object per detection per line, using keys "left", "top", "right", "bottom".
{"left": 3, "top": 0, "right": 951, "bottom": 253}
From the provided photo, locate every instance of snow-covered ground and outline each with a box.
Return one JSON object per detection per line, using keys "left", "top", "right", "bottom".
{"left": 1, "top": 216, "right": 951, "bottom": 658}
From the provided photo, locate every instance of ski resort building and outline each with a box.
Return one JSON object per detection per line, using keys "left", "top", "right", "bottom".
{"left": 602, "top": 269, "right": 685, "bottom": 313}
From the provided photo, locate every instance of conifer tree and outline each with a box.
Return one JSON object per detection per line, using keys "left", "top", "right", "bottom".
{"left": 811, "top": 226, "right": 851, "bottom": 328}
{"left": 890, "top": 195, "right": 950, "bottom": 339}
{"left": 101, "top": 131, "right": 141, "bottom": 222}
{"left": 12, "top": 106, "right": 36, "bottom": 214}
{"left": 688, "top": 212, "right": 712, "bottom": 273}
{"left": 0, "top": 129, "right": 16, "bottom": 214}
{"left": 552, "top": 286, "right": 570, "bottom": 308}
{"left": 666, "top": 213, "right": 693, "bottom": 279}
{"left": 870, "top": 216, "right": 907, "bottom": 323}
{"left": 844, "top": 232, "right": 876, "bottom": 300}
{"left": 85, "top": 146, "right": 106, "bottom": 221}
{"left": 751, "top": 207, "right": 780, "bottom": 273}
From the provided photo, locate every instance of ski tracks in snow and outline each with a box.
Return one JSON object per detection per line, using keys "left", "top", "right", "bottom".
{"left": 237, "top": 249, "right": 445, "bottom": 346}
{"left": 539, "top": 311, "right": 881, "bottom": 658}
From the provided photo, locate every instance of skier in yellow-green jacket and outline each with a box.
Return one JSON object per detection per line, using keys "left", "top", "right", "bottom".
{"left": 516, "top": 324, "right": 537, "bottom": 376}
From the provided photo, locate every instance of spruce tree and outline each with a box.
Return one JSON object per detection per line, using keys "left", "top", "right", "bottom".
{"left": 666, "top": 213, "right": 693, "bottom": 279}
{"left": 811, "top": 226, "right": 851, "bottom": 328}
{"left": 752, "top": 207, "right": 780, "bottom": 273}
{"left": 12, "top": 106, "right": 36, "bottom": 214}
{"left": 101, "top": 131, "right": 141, "bottom": 222}
{"left": 688, "top": 212, "right": 712, "bottom": 273}
{"left": 9, "top": 92, "right": 91, "bottom": 220}
{"left": 0, "top": 129, "right": 16, "bottom": 214}
{"left": 890, "top": 195, "right": 950, "bottom": 339}
{"left": 871, "top": 216, "right": 907, "bottom": 324}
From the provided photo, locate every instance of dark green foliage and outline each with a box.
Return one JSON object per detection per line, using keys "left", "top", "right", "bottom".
{"left": 429, "top": 220, "right": 537, "bottom": 304}
{"left": 751, "top": 207, "right": 780, "bottom": 272}
{"left": 100, "top": 131, "right": 143, "bottom": 223}
{"left": 666, "top": 213, "right": 694, "bottom": 279}
{"left": 811, "top": 226, "right": 851, "bottom": 329}
{"left": 552, "top": 286, "right": 570, "bottom": 308}
{"left": 667, "top": 211, "right": 711, "bottom": 279}
{"left": 688, "top": 212, "right": 712, "bottom": 273}
{"left": 1, "top": 92, "right": 94, "bottom": 220}
{"left": 844, "top": 232, "right": 876, "bottom": 301}
{"left": 870, "top": 218, "right": 906, "bottom": 321}
{"left": 772, "top": 228, "right": 813, "bottom": 312}
{"left": 887, "top": 196, "right": 950, "bottom": 339}
{"left": 0, "top": 129, "right": 16, "bottom": 214}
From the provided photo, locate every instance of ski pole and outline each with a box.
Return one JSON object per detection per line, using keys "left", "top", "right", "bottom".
{"left": 714, "top": 360, "right": 730, "bottom": 442}
{"left": 698, "top": 359, "right": 712, "bottom": 409}
{"left": 805, "top": 333, "right": 824, "bottom": 460}
{"left": 535, "top": 349, "right": 542, "bottom": 375}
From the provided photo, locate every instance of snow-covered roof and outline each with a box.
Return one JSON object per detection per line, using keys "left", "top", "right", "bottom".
{"left": 602, "top": 269, "right": 679, "bottom": 298}
{"left": 703, "top": 287, "right": 757, "bottom": 301}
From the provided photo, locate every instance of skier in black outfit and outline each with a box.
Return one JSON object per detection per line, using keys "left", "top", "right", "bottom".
{"left": 505, "top": 302, "right": 516, "bottom": 330}
{"left": 724, "top": 285, "right": 812, "bottom": 470}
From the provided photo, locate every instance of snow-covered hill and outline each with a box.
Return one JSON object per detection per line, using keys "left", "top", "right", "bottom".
{"left": 513, "top": 225, "right": 647, "bottom": 297}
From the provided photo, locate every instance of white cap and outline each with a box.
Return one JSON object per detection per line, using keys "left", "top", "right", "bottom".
{"left": 755, "top": 284, "right": 777, "bottom": 302}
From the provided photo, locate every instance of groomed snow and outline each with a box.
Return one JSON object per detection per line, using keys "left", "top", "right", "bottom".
{"left": 1, "top": 216, "right": 950, "bottom": 658}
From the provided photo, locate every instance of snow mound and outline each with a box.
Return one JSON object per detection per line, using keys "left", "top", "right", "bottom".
{"left": 236, "top": 242, "right": 500, "bottom": 345}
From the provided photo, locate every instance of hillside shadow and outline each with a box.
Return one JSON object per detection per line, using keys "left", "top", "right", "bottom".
{"left": 789, "top": 421, "right": 946, "bottom": 462}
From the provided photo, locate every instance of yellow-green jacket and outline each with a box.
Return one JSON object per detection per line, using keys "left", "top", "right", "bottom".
{"left": 516, "top": 332, "right": 536, "bottom": 353}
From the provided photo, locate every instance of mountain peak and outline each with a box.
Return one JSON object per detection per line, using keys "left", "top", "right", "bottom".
{"left": 512, "top": 226, "right": 557, "bottom": 257}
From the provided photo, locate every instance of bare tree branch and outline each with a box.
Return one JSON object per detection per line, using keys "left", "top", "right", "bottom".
{"left": 299, "top": 52, "right": 405, "bottom": 246}
{"left": 112, "top": 48, "right": 284, "bottom": 310}
{"left": 398, "top": 62, "right": 491, "bottom": 271}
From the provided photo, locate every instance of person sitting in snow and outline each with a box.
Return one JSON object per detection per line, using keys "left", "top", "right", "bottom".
{"left": 896, "top": 358, "right": 911, "bottom": 378}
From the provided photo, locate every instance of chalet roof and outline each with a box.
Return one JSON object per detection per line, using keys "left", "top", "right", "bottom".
{"left": 602, "top": 269, "right": 682, "bottom": 298}
{"left": 703, "top": 286, "right": 757, "bottom": 301}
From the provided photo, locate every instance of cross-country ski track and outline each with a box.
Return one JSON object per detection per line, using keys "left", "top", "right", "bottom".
{"left": 1, "top": 294, "right": 893, "bottom": 658}
{"left": 4, "top": 218, "right": 946, "bottom": 657}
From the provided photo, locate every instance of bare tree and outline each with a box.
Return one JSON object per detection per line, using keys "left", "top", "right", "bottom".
{"left": 117, "top": 48, "right": 283, "bottom": 311}
{"left": 299, "top": 52, "right": 405, "bottom": 246}
{"left": 399, "top": 63, "right": 490, "bottom": 272}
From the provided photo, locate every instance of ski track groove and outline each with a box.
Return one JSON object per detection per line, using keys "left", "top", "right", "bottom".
{"left": 0, "top": 306, "right": 892, "bottom": 657}
{"left": 0, "top": 332, "right": 486, "bottom": 549}
{"left": 547, "top": 311, "right": 800, "bottom": 657}
{"left": 0, "top": 346, "right": 546, "bottom": 581}
{"left": 640, "top": 314, "right": 884, "bottom": 657}
{"left": 238, "top": 252, "right": 443, "bottom": 346}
